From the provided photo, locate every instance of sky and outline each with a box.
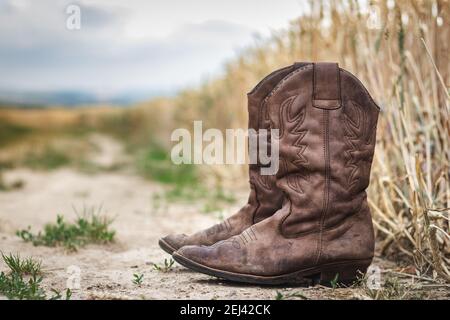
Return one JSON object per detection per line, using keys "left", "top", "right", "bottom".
{"left": 0, "top": 0, "right": 306, "bottom": 99}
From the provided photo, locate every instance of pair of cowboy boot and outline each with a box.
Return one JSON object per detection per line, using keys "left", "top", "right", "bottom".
{"left": 160, "top": 62, "right": 380, "bottom": 285}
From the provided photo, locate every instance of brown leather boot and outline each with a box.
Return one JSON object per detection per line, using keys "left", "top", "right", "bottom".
{"left": 173, "top": 63, "right": 380, "bottom": 286}
{"left": 159, "top": 63, "right": 309, "bottom": 254}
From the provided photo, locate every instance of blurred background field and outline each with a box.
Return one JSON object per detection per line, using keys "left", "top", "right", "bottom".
{"left": 0, "top": 0, "right": 449, "bottom": 289}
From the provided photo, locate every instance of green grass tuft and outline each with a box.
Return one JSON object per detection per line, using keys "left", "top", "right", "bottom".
{"left": 17, "top": 212, "right": 115, "bottom": 251}
{"left": 153, "top": 258, "right": 175, "bottom": 273}
{"left": 0, "top": 253, "right": 70, "bottom": 300}
{"left": 132, "top": 273, "right": 144, "bottom": 286}
{"left": 330, "top": 273, "right": 340, "bottom": 289}
{"left": 1, "top": 253, "right": 42, "bottom": 276}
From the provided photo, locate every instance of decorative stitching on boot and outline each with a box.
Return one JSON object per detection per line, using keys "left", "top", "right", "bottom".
{"left": 342, "top": 100, "right": 363, "bottom": 191}
{"left": 286, "top": 102, "right": 308, "bottom": 168}
{"left": 277, "top": 95, "right": 309, "bottom": 195}
{"left": 239, "top": 226, "right": 258, "bottom": 246}
{"left": 286, "top": 173, "right": 308, "bottom": 194}
{"left": 205, "top": 218, "right": 233, "bottom": 237}
{"left": 264, "top": 64, "right": 313, "bottom": 105}
{"left": 342, "top": 100, "right": 378, "bottom": 191}
{"left": 315, "top": 109, "right": 331, "bottom": 264}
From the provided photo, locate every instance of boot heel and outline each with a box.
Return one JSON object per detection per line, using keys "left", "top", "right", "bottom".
{"left": 317, "top": 259, "right": 372, "bottom": 287}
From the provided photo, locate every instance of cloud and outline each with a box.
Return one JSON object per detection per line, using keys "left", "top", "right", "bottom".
{"left": 0, "top": 0, "right": 302, "bottom": 95}
{"left": 79, "top": 4, "right": 125, "bottom": 28}
{"left": 0, "top": 14, "right": 254, "bottom": 92}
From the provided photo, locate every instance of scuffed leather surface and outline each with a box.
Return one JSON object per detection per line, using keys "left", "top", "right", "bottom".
{"left": 178, "top": 204, "right": 371, "bottom": 275}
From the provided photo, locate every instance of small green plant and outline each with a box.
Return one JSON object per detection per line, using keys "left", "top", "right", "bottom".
{"left": 0, "top": 253, "right": 70, "bottom": 300}
{"left": 0, "top": 271, "right": 46, "bottom": 300}
{"left": 48, "top": 288, "right": 72, "bottom": 300}
{"left": 153, "top": 258, "right": 175, "bottom": 273}
{"left": 132, "top": 273, "right": 144, "bottom": 286}
{"left": 1, "top": 253, "right": 42, "bottom": 276}
{"left": 17, "top": 211, "right": 115, "bottom": 251}
{"left": 275, "top": 290, "right": 308, "bottom": 300}
{"left": 330, "top": 273, "right": 340, "bottom": 289}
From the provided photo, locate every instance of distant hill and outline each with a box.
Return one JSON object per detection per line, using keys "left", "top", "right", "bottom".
{"left": 0, "top": 89, "right": 174, "bottom": 108}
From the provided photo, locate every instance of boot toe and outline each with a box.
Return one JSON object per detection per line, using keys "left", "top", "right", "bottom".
{"left": 159, "top": 234, "right": 188, "bottom": 254}
{"left": 176, "top": 245, "right": 210, "bottom": 263}
{"left": 174, "top": 244, "right": 225, "bottom": 275}
{"left": 174, "top": 239, "right": 249, "bottom": 273}
{"left": 175, "top": 244, "right": 228, "bottom": 269}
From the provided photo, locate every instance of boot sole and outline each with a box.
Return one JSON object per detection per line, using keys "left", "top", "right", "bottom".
{"left": 173, "top": 252, "right": 371, "bottom": 286}
{"left": 158, "top": 238, "right": 177, "bottom": 255}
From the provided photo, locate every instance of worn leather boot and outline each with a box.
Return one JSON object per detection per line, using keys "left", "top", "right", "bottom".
{"left": 173, "top": 63, "right": 380, "bottom": 285}
{"left": 159, "top": 63, "right": 309, "bottom": 254}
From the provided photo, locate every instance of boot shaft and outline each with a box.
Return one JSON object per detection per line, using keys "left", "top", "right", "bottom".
{"left": 267, "top": 63, "right": 380, "bottom": 236}
{"left": 246, "top": 63, "right": 309, "bottom": 223}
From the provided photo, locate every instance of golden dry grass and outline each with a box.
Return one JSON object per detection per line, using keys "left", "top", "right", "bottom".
{"left": 0, "top": 106, "right": 122, "bottom": 130}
